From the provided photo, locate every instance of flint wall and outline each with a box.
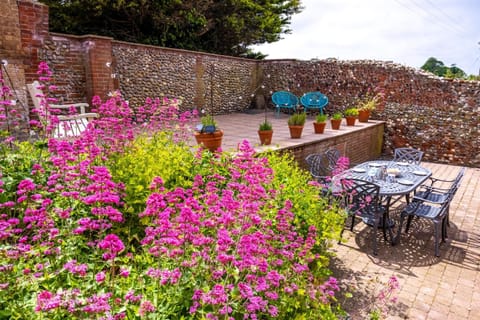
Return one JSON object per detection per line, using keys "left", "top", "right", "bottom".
{"left": 1, "top": 0, "right": 479, "bottom": 166}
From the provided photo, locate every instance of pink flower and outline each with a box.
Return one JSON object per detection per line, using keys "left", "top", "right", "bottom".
{"left": 139, "top": 300, "right": 155, "bottom": 316}
{"left": 95, "top": 271, "right": 106, "bottom": 283}
{"left": 98, "top": 234, "right": 125, "bottom": 260}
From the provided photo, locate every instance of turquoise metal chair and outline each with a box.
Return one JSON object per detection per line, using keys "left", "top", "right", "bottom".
{"left": 300, "top": 91, "right": 328, "bottom": 114}
{"left": 272, "top": 91, "right": 298, "bottom": 116}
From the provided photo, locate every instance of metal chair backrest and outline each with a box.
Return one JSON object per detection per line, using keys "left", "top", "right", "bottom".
{"left": 305, "top": 153, "right": 330, "bottom": 179}
{"left": 324, "top": 148, "right": 341, "bottom": 172}
{"left": 341, "top": 178, "right": 381, "bottom": 213}
{"left": 300, "top": 91, "right": 328, "bottom": 114}
{"left": 340, "top": 178, "right": 383, "bottom": 255}
{"left": 393, "top": 148, "right": 424, "bottom": 165}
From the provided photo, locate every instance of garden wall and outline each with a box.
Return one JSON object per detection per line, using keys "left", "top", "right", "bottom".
{"left": 1, "top": 0, "right": 479, "bottom": 166}
{"left": 260, "top": 59, "right": 480, "bottom": 166}
{"left": 111, "top": 42, "right": 258, "bottom": 113}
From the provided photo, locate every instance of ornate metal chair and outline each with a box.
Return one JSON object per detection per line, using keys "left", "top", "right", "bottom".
{"left": 300, "top": 91, "right": 328, "bottom": 114}
{"left": 305, "top": 148, "right": 341, "bottom": 182}
{"left": 396, "top": 190, "right": 453, "bottom": 257}
{"left": 339, "top": 178, "right": 386, "bottom": 255}
{"left": 305, "top": 153, "right": 330, "bottom": 183}
{"left": 395, "top": 167, "right": 465, "bottom": 256}
{"left": 324, "top": 148, "right": 341, "bottom": 172}
{"left": 393, "top": 148, "right": 424, "bottom": 165}
{"left": 271, "top": 91, "right": 298, "bottom": 116}
{"left": 411, "top": 167, "right": 465, "bottom": 235}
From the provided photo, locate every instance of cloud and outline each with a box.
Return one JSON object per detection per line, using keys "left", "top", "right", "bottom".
{"left": 252, "top": 0, "right": 480, "bottom": 75}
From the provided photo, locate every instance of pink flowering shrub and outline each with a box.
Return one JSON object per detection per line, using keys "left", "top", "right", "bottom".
{"left": 0, "top": 62, "right": 347, "bottom": 319}
{"left": 137, "top": 141, "right": 342, "bottom": 318}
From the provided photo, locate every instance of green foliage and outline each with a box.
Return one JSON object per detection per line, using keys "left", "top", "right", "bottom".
{"left": 315, "top": 113, "right": 328, "bottom": 123}
{"left": 344, "top": 108, "right": 359, "bottom": 117}
{"left": 39, "top": 0, "right": 303, "bottom": 57}
{"left": 200, "top": 114, "right": 217, "bottom": 128}
{"left": 106, "top": 132, "right": 195, "bottom": 215}
{"left": 0, "top": 140, "right": 50, "bottom": 206}
{"left": 358, "top": 96, "right": 377, "bottom": 111}
{"left": 265, "top": 151, "right": 345, "bottom": 252}
{"left": 259, "top": 120, "right": 273, "bottom": 131}
{"left": 331, "top": 112, "right": 343, "bottom": 120}
{"left": 288, "top": 112, "right": 307, "bottom": 126}
{"left": 466, "top": 74, "right": 480, "bottom": 81}
{"left": 421, "top": 57, "right": 467, "bottom": 79}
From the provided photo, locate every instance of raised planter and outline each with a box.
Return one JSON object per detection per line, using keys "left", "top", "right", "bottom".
{"left": 194, "top": 130, "right": 224, "bottom": 152}
{"left": 313, "top": 122, "right": 327, "bottom": 134}
{"left": 358, "top": 109, "right": 370, "bottom": 123}
{"left": 258, "top": 130, "right": 273, "bottom": 145}
{"left": 288, "top": 125, "right": 304, "bottom": 139}
{"left": 330, "top": 119, "right": 342, "bottom": 130}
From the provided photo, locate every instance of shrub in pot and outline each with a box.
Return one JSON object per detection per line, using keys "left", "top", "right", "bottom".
{"left": 344, "top": 108, "right": 359, "bottom": 126}
{"left": 258, "top": 120, "right": 273, "bottom": 145}
{"left": 330, "top": 112, "right": 342, "bottom": 130}
{"left": 194, "top": 114, "right": 223, "bottom": 152}
{"left": 287, "top": 112, "right": 307, "bottom": 138}
{"left": 313, "top": 113, "right": 328, "bottom": 134}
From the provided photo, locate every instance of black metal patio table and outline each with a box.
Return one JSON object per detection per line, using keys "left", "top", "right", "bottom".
{"left": 341, "top": 160, "right": 432, "bottom": 243}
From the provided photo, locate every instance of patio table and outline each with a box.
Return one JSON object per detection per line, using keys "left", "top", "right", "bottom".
{"left": 342, "top": 160, "right": 432, "bottom": 243}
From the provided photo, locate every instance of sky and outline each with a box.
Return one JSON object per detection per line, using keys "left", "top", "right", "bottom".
{"left": 251, "top": 0, "right": 480, "bottom": 76}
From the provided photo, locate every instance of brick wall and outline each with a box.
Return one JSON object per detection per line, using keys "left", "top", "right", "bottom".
{"left": 2, "top": 0, "right": 479, "bottom": 166}
{"left": 0, "top": 0, "right": 29, "bottom": 138}
{"left": 285, "top": 123, "right": 385, "bottom": 169}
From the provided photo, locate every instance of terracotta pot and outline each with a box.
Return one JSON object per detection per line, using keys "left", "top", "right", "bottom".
{"left": 313, "top": 122, "right": 327, "bottom": 134}
{"left": 258, "top": 130, "right": 273, "bottom": 145}
{"left": 194, "top": 130, "right": 223, "bottom": 152}
{"left": 358, "top": 109, "right": 370, "bottom": 122}
{"left": 288, "top": 125, "right": 304, "bottom": 138}
{"left": 346, "top": 116, "right": 356, "bottom": 126}
{"left": 330, "top": 119, "right": 342, "bottom": 130}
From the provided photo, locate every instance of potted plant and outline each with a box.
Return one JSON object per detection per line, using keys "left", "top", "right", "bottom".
{"left": 287, "top": 112, "right": 306, "bottom": 138}
{"left": 194, "top": 65, "right": 223, "bottom": 152}
{"left": 194, "top": 114, "right": 223, "bottom": 152}
{"left": 344, "top": 107, "right": 359, "bottom": 126}
{"left": 258, "top": 120, "right": 273, "bottom": 145}
{"left": 358, "top": 90, "right": 380, "bottom": 122}
{"left": 330, "top": 112, "right": 342, "bottom": 130}
{"left": 313, "top": 113, "right": 328, "bottom": 134}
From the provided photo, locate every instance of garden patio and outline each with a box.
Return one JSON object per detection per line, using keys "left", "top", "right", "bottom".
{"left": 213, "top": 111, "right": 480, "bottom": 319}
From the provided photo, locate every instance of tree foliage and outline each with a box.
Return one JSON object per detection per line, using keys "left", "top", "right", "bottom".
{"left": 421, "top": 57, "right": 466, "bottom": 79}
{"left": 39, "top": 0, "right": 303, "bottom": 58}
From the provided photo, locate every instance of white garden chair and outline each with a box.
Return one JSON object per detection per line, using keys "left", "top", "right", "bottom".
{"left": 27, "top": 80, "right": 98, "bottom": 138}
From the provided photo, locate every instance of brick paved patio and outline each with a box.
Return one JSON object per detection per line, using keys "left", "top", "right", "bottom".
{"left": 212, "top": 112, "right": 480, "bottom": 319}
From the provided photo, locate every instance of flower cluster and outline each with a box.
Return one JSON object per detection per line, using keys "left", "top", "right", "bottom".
{"left": 140, "top": 140, "right": 340, "bottom": 318}
{"left": 0, "top": 62, "right": 346, "bottom": 319}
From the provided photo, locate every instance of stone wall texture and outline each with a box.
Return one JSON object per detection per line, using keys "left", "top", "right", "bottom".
{"left": 260, "top": 59, "right": 480, "bottom": 166}
{"left": 1, "top": 0, "right": 479, "bottom": 166}
{"left": 112, "top": 42, "right": 258, "bottom": 113}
